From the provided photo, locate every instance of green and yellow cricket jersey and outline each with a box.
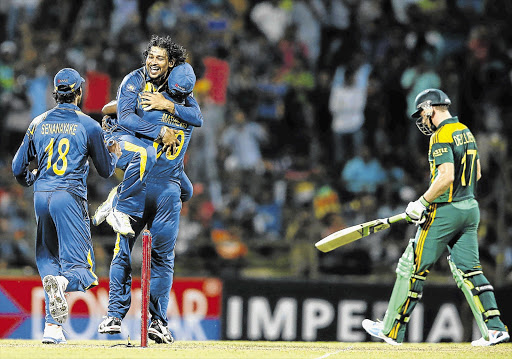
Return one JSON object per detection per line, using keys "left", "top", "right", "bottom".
{"left": 428, "top": 116, "right": 479, "bottom": 203}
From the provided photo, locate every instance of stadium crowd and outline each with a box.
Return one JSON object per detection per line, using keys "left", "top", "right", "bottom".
{"left": 1, "top": 0, "right": 511, "bottom": 283}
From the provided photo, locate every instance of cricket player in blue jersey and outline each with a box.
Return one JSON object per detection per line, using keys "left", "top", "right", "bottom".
{"left": 92, "top": 35, "right": 199, "bottom": 238}
{"left": 95, "top": 98, "right": 197, "bottom": 203}
{"left": 98, "top": 62, "right": 201, "bottom": 344}
{"left": 12, "top": 68, "right": 121, "bottom": 344}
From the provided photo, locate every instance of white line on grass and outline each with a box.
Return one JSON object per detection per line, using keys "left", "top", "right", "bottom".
{"left": 314, "top": 346, "right": 354, "bottom": 359}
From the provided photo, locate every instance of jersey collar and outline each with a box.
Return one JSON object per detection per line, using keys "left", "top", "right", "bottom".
{"left": 56, "top": 103, "right": 81, "bottom": 111}
{"left": 436, "top": 116, "right": 459, "bottom": 129}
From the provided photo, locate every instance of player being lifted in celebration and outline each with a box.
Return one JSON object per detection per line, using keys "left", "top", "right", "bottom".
{"left": 12, "top": 68, "right": 121, "bottom": 344}
{"left": 98, "top": 62, "right": 201, "bottom": 344}
{"left": 362, "top": 89, "right": 509, "bottom": 346}
{"left": 91, "top": 35, "right": 198, "bottom": 237}
{"left": 92, "top": 36, "right": 202, "bottom": 236}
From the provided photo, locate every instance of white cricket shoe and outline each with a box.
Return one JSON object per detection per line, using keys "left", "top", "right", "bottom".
{"left": 98, "top": 316, "right": 122, "bottom": 334}
{"left": 106, "top": 209, "right": 135, "bottom": 237}
{"left": 148, "top": 319, "right": 174, "bottom": 344}
{"left": 43, "top": 275, "right": 69, "bottom": 324}
{"left": 42, "top": 323, "right": 67, "bottom": 344}
{"left": 362, "top": 319, "right": 402, "bottom": 346}
{"left": 472, "top": 330, "right": 510, "bottom": 346}
{"left": 92, "top": 187, "right": 117, "bottom": 226}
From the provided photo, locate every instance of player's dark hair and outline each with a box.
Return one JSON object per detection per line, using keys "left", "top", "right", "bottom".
{"left": 53, "top": 87, "right": 81, "bottom": 104}
{"left": 143, "top": 35, "right": 187, "bottom": 66}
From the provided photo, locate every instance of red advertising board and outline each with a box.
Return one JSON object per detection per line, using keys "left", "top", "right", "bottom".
{"left": 0, "top": 277, "right": 222, "bottom": 340}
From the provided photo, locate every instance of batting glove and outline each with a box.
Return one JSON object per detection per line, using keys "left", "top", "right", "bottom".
{"left": 405, "top": 196, "right": 429, "bottom": 225}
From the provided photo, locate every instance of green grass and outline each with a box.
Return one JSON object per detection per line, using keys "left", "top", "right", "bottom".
{"left": 0, "top": 340, "right": 511, "bottom": 359}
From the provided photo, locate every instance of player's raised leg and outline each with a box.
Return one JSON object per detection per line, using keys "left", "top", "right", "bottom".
{"left": 102, "top": 135, "right": 157, "bottom": 237}
{"left": 92, "top": 185, "right": 118, "bottom": 226}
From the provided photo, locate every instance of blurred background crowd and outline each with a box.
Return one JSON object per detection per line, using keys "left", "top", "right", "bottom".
{"left": 1, "top": 0, "right": 512, "bottom": 285}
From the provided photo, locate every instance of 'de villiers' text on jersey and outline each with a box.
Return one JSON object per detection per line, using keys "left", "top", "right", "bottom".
{"left": 428, "top": 116, "right": 479, "bottom": 203}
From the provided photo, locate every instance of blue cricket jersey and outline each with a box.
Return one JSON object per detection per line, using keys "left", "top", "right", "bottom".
{"left": 136, "top": 92, "right": 201, "bottom": 182}
{"left": 12, "top": 103, "right": 118, "bottom": 199}
{"left": 116, "top": 66, "right": 203, "bottom": 140}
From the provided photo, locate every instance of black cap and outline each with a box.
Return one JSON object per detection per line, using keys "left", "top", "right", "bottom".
{"left": 411, "top": 88, "right": 451, "bottom": 119}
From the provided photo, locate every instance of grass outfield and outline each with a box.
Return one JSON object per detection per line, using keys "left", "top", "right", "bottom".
{"left": 0, "top": 340, "right": 511, "bottom": 359}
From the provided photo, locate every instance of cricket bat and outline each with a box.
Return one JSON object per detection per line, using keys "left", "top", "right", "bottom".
{"left": 315, "top": 213, "right": 407, "bottom": 253}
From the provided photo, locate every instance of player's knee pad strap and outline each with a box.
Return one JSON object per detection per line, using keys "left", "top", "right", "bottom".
{"left": 465, "top": 278, "right": 500, "bottom": 320}
{"left": 412, "top": 274, "right": 426, "bottom": 281}
{"left": 390, "top": 289, "right": 423, "bottom": 325}
{"left": 408, "top": 290, "right": 422, "bottom": 300}
{"left": 461, "top": 271, "right": 498, "bottom": 315}
{"left": 448, "top": 259, "right": 486, "bottom": 312}
{"left": 393, "top": 313, "right": 411, "bottom": 324}
{"left": 462, "top": 271, "right": 495, "bottom": 295}
{"left": 448, "top": 256, "right": 489, "bottom": 339}
{"left": 470, "top": 284, "right": 494, "bottom": 296}
{"left": 483, "top": 309, "right": 501, "bottom": 320}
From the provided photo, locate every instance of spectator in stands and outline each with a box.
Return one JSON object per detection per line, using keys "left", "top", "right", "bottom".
{"left": 0, "top": 41, "right": 16, "bottom": 153}
{"left": 250, "top": 0, "right": 291, "bottom": 44}
{"left": 340, "top": 146, "right": 387, "bottom": 198}
{"left": 329, "top": 52, "right": 372, "bottom": 169}
{"left": 400, "top": 48, "right": 441, "bottom": 146}
{"left": 220, "top": 106, "right": 268, "bottom": 184}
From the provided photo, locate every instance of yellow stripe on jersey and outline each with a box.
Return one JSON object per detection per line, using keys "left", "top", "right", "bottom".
{"left": 28, "top": 111, "right": 49, "bottom": 136}
{"left": 113, "top": 233, "right": 121, "bottom": 259}
{"left": 138, "top": 83, "right": 158, "bottom": 110}
{"left": 153, "top": 141, "right": 164, "bottom": 159}
{"left": 85, "top": 249, "right": 99, "bottom": 288}
{"left": 144, "top": 82, "right": 157, "bottom": 93}
{"left": 430, "top": 159, "right": 436, "bottom": 186}
{"left": 124, "top": 141, "right": 148, "bottom": 181}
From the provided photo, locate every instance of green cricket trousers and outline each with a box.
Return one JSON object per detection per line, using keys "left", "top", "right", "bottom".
{"left": 386, "top": 198, "right": 507, "bottom": 342}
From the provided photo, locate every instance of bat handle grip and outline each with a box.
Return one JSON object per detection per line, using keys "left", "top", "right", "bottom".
{"left": 388, "top": 213, "right": 407, "bottom": 224}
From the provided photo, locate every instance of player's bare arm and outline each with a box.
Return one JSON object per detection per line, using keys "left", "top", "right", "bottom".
{"left": 422, "top": 162, "right": 454, "bottom": 203}
{"left": 140, "top": 92, "right": 176, "bottom": 113}
{"left": 476, "top": 159, "right": 481, "bottom": 181}
{"left": 102, "top": 100, "right": 117, "bottom": 115}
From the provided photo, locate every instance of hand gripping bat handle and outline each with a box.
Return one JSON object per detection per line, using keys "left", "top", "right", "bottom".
{"left": 387, "top": 213, "right": 407, "bottom": 224}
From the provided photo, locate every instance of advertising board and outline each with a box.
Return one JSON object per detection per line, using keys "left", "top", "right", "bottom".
{"left": 0, "top": 277, "right": 222, "bottom": 340}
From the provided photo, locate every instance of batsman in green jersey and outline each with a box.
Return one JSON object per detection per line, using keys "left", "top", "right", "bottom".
{"left": 362, "top": 89, "right": 509, "bottom": 346}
